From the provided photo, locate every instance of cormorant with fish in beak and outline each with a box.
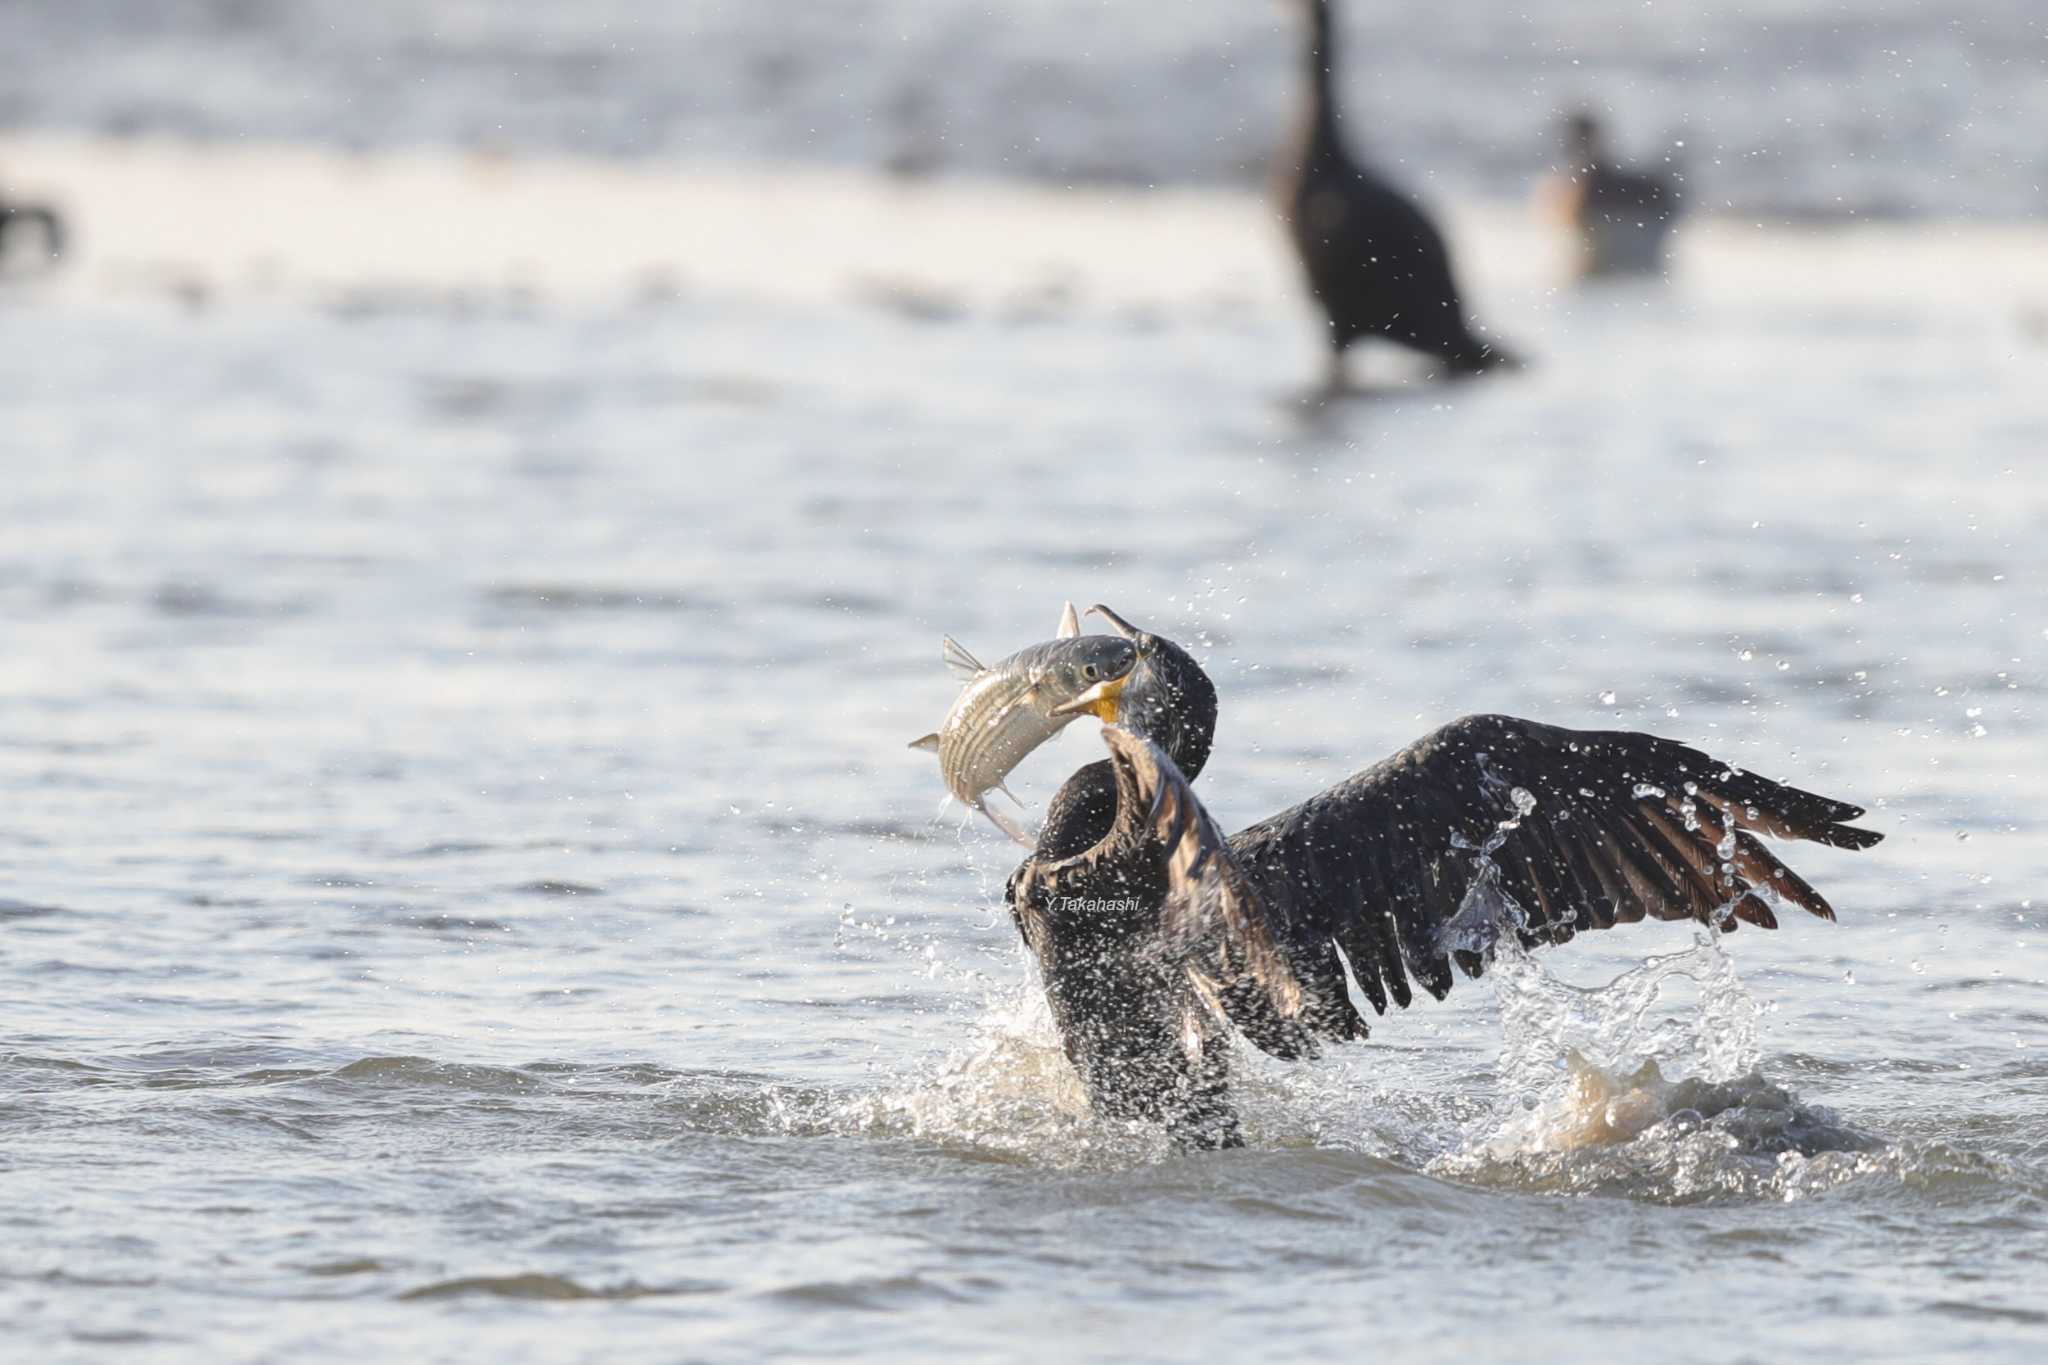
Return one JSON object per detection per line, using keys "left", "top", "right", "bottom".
{"left": 1005, "top": 606, "right": 1881, "bottom": 1149}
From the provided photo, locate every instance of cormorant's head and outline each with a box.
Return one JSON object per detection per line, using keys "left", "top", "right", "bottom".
{"left": 1050, "top": 604, "right": 1218, "bottom": 780}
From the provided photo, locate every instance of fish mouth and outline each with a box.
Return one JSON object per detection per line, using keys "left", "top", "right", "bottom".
{"left": 1051, "top": 671, "right": 1129, "bottom": 723}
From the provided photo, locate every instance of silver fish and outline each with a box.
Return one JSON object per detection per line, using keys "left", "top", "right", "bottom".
{"left": 910, "top": 602, "right": 1137, "bottom": 845}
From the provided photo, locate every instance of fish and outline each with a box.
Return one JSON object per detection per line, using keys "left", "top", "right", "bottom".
{"left": 909, "top": 602, "right": 1138, "bottom": 846}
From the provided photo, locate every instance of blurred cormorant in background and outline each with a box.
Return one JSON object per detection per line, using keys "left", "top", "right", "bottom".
{"left": 1276, "top": 0, "right": 1517, "bottom": 389}
{"left": 1006, "top": 606, "right": 1881, "bottom": 1148}
{"left": 1551, "top": 111, "right": 1681, "bottom": 278}
{"left": 0, "top": 184, "right": 66, "bottom": 272}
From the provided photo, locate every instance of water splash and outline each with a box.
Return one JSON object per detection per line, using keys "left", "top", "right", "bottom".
{"left": 822, "top": 888, "right": 1989, "bottom": 1202}
{"left": 829, "top": 982, "right": 1175, "bottom": 1167}
{"left": 799, "top": 938, "right": 2016, "bottom": 1207}
{"left": 1431, "top": 930, "right": 1905, "bottom": 1200}
{"left": 1490, "top": 930, "right": 1763, "bottom": 1104}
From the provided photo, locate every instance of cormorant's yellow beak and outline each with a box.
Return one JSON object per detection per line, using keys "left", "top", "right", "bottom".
{"left": 1052, "top": 673, "right": 1128, "bottom": 723}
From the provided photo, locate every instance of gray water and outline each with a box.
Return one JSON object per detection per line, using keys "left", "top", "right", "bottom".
{"left": 3, "top": 181, "right": 2045, "bottom": 1359}
{"left": 4, "top": 0, "right": 2046, "bottom": 217}
{"left": 4, "top": 4, "right": 2048, "bottom": 1359}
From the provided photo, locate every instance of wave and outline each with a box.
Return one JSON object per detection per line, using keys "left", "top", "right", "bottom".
{"left": 396, "top": 1272, "right": 704, "bottom": 1303}
{"left": 6, "top": 960, "right": 2027, "bottom": 1209}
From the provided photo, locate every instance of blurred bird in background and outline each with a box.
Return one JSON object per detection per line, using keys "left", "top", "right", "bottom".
{"left": 1274, "top": 0, "right": 1519, "bottom": 391}
{"left": 0, "top": 170, "right": 65, "bottom": 272}
{"left": 1542, "top": 109, "right": 1683, "bottom": 280}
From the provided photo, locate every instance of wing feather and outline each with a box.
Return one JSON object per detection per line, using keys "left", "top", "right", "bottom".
{"left": 1228, "top": 714, "right": 1881, "bottom": 1040}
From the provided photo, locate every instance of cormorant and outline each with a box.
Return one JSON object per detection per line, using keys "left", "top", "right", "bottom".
{"left": 0, "top": 192, "right": 65, "bottom": 271}
{"left": 1276, "top": 0, "right": 1517, "bottom": 388}
{"left": 1551, "top": 111, "right": 1681, "bottom": 278}
{"left": 1005, "top": 606, "right": 1881, "bottom": 1149}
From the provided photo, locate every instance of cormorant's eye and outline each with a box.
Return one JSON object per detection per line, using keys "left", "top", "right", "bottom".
{"left": 1082, "top": 664, "right": 1099, "bottom": 680}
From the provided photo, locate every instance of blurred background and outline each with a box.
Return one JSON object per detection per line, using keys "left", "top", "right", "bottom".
{"left": 2, "top": 3, "right": 2045, "bottom": 1362}
{"left": 5, "top": 0, "right": 2045, "bottom": 210}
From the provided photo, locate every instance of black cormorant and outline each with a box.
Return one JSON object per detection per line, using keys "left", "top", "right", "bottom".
{"left": 1006, "top": 606, "right": 1881, "bottom": 1149}
{"left": 1276, "top": 0, "right": 1517, "bottom": 388}
{"left": 1552, "top": 111, "right": 1681, "bottom": 278}
{"left": 0, "top": 192, "right": 65, "bottom": 271}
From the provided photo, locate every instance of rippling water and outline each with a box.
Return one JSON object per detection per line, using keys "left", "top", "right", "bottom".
{"left": 3, "top": 141, "right": 2047, "bottom": 1359}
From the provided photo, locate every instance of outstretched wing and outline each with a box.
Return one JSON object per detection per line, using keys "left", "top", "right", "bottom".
{"left": 1227, "top": 713, "right": 1883, "bottom": 1041}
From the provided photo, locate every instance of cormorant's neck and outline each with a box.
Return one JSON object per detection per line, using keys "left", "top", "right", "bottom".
{"left": 1171, "top": 683, "right": 1217, "bottom": 782}
{"left": 1121, "top": 646, "right": 1218, "bottom": 783}
{"left": 1568, "top": 122, "right": 1606, "bottom": 175}
{"left": 1033, "top": 759, "right": 1119, "bottom": 862}
{"left": 1301, "top": 0, "right": 1345, "bottom": 157}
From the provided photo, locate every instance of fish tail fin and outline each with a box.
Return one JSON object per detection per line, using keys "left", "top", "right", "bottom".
{"left": 941, "top": 636, "right": 985, "bottom": 680}
{"left": 994, "top": 780, "right": 1024, "bottom": 807}
{"left": 908, "top": 732, "right": 942, "bottom": 754}
{"left": 977, "top": 798, "right": 1035, "bottom": 848}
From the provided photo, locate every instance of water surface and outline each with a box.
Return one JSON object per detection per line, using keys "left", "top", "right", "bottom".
{"left": 2, "top": 146, "right": 2046, "bottom": 1361}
